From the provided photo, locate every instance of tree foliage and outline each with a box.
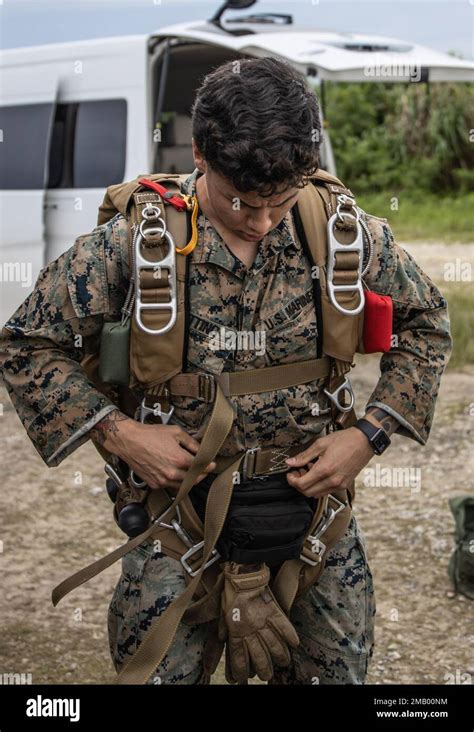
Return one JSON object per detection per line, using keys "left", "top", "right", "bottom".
{"left": 322, "top": 82, "right": 474, "bottom": 193}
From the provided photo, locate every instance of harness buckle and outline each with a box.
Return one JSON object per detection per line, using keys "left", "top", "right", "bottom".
{"left": 300, "top": 494, "right": 347, "bottom": 566}
{"left": 104, "top": 461, "right": 125, "bottom": 489}
{"left": 241, "top": 446, "right": 261, "bottom": 481}
{"left": 152, "top": 499, "right": 221, "bottom": 577}
{"left": 198, "top": 373, "right": 215, "bottom": 402}
{"left": 139, "top": 397, "right": 174, "bottom": 425}
{"left": 326, "top": 197, "right": 365, "bottom": 316}
{"left": 152, "top": 500, "right": 182, "bottom": 530}
{"left": 134, "top": 202, "right": 178, "bottom": 335}
{"left": 181, "top": 542, "right": 221, "bottom": 577}
{"left": 323, "top": 377, "right": 355, "bottom": 414}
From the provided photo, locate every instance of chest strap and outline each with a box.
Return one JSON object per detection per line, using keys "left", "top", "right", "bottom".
{"left": 145, "top": 356, "right": 331, "bottom": 402}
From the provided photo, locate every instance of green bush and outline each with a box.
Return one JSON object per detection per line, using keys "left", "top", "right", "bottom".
{"left": 321, "top": 81, "right": 474, "bottom": 196}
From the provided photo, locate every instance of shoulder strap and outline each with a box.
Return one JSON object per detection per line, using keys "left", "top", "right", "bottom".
{"left": 126, "top": 175, "right": 193, "bottom": 388}
{"left": 97, "top": 170, "right": 362, "bottom": 388}
{"left": 97, "top": 173, "right": 190, "bottom": 226}
{"left": 295, "top": 171, "right": 364, "bottom": 366}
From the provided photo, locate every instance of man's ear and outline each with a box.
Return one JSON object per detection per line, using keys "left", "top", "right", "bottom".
{"left": 192, "top": 138, "right": 206, "bottom": 173}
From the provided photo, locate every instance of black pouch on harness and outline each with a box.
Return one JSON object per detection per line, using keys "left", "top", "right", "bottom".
{"left": 191, "top": 474, "right": 315, "bottom": 565}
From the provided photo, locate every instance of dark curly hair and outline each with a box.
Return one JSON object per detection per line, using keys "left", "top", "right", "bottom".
{"left": 191, "top": 57, "right": 322, "bottom": 196}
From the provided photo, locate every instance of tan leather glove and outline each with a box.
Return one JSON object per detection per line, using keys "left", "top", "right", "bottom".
{"left": 218, "top": 561, "right": 300, "bottom": 684}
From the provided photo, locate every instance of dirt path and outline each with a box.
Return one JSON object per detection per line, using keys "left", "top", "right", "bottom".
{"left": 0, "top": 242, "right": 472, "bottom": 685}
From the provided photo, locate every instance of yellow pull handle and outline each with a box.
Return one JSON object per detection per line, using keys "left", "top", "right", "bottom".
{"left": 176, "top": 196, "right": 199, "bottom": 255}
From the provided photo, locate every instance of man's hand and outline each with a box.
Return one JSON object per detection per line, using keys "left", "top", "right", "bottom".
{"left": 284, "top": 427, "right": 375, "bottom": 498}
{"left": 90, "top": 410, "right": 216, "bottom": 490}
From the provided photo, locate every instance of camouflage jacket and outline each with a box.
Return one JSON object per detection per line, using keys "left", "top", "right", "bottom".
{"left": 0, "top": 169, "right": 452, "bottom": 466}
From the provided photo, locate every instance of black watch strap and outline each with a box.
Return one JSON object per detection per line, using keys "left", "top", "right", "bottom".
{"left": 354, "top": 417, "right": 391, "bottom": 455}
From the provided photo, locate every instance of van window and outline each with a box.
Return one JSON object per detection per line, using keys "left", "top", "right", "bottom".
{"left": 0, "top": 103, "right": 54, "bottom": 189}
{"left": 0, "top": 99, "right": 126, "bottom": 190}
{"left": 73, "top": 99, "right": 127, "bottom": 187}
{"left": 47, "top": 98, "right": 127, "bottom": 189}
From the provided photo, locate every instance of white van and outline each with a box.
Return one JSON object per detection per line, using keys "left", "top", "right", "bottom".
{"left": 1, "top": 5, "right": 473, "bottom": 325}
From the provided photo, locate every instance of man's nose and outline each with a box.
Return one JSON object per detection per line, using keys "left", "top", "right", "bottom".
{"left": 248, "top": 208, "right": 273, "bottom": 234}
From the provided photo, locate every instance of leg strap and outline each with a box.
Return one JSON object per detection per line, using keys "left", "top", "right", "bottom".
{"left": 271, "top": 485, "right": 354, "bottom": 615}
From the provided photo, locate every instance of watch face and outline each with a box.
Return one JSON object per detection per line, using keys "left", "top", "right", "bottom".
{"left": 373, "top": 429, "right": 390, "bottom": 454}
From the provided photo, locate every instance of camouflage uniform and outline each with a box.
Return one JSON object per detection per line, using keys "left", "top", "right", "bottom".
{"left": 0, "top": 168, "right": 451, "bottom": 684}
{"left": 108, "top": 513, "right": 375, "bottom": 685}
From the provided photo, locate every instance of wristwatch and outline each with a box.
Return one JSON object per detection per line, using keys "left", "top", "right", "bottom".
{"left": 354, "top": 417, "right": 391, "bottom": 455}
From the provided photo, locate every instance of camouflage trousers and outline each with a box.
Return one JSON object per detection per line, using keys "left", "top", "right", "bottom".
{"left": 107, "top": 514, "right": 376, "bottom": 685}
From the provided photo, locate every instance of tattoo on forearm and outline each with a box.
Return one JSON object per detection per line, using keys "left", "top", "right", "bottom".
{"left": 90, "top": 410, "right": 129, "bottom": 446}
{"left": 367, "top": 407, "right": 399, "bottom": 436}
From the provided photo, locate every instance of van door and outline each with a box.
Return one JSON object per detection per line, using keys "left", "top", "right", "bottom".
{"left": 43, "top": 35, "right": 149, "bottom": 267}
{"left": 44, "top": 97, "right": 128, "bottom": 266}
{"left": 0, "top": 89, "right": 56, "bottom": 325}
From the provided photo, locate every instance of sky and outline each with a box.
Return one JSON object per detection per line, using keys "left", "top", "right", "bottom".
{"left": 0, "top": 0, "right": 473, "bottom": 60}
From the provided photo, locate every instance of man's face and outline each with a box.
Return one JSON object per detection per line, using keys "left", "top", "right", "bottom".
{"left": 193, "top": 141, "right": 301, "bottom": 242}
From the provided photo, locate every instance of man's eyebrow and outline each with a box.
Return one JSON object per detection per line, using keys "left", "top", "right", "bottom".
{"left": 225, "top": 191, "right": 298, "bottom": 208}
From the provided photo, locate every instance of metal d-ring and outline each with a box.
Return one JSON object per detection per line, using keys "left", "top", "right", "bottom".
{"left": 134, "top": 228, "right": 177, "bottom": 335}
{"left": 323, "top": 377, "right": 355, "bottom": 413}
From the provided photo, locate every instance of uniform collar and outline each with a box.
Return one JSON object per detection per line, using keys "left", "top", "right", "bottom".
{"left": 181, "top": 169, "right": 299, "bottom": 278}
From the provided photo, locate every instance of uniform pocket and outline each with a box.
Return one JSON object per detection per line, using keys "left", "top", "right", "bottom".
{"left": 66, "top": 234, "right": 109, "bottom": 318}
{"left": 281, "top": 375, "right": 332, "bottom": 436}
{"left": 121, "top": 540, "right": 154, "bottom": 583}
{"left": 262, "top": 297, "right": 318, "bottom": 365}
{"left": 169, "top": 392, "right": 211, "bottom": 434}
{"left": 187, "top": 319, "right": 233, "bottom": 375}
{"left": 108, "top": 539, "right": 187, "bottom": 672}
{"left": 108, "top": 542, "right": 153, "bottom": 667}
{"left": 291, "top": 516, "right": 376, "bottom": 673}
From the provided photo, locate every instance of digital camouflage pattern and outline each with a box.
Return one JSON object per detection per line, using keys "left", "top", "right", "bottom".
{"left": 108, "top": 514, "right": 375, "bottom": 685}
{"left": 0, "top": 168, "right": 452, "bottom": 466}
{"left": 0, "top": 168, "right": 450, "bottom": 684}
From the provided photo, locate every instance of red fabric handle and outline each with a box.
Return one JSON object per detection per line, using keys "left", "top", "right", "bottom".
{"left": 363, "top": 290, "right": 393, "bottom": 353}
{"left": 138, "top": 178, "right": 188, "bottom": 211}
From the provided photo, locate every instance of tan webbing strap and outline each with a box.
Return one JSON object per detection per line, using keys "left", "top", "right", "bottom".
{"left": 97, "top": 173, "right": 188, "bottom": 227}
{"left": 310, "top": 176, "right": 355, "bottom": 224}
{"left": 295, "top": 181, "right": 363, "bottom": 366}
{"left": 156, "top": 357, "right": 330, "bottom": 403}
{"left": 217, "top": 356, "right": 330, "bottom": 397}
{"left": 128, "top": 181, "right": 190, "bottom": 388}
{"left": 52, "top": 382, "right": 235, "bottom": 608}
{"left": 52, "top": 503, "right": 168, "bottom": 607}
{"left": 117, "top": 453, "right": 241, "bottom": 684}
{"left": 271, "top": 486, "right": 354, "bottom": 615}
{"left": 168, "top": 372, "right": 216, "bottom": 401}
{"left": 130, "top": 186, "right": 188, "bottom": 299}
{"left": 235, "top": 440, "right": 314, "bottom": 480}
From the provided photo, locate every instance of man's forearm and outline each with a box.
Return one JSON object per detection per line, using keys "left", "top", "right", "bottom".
{"left": 89, "top": 409, "right": 136, "bottom": 456}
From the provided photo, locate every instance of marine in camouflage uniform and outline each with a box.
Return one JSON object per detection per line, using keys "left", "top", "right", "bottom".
{"left": 0, "top": 167, "right": 451, "bottom": 684}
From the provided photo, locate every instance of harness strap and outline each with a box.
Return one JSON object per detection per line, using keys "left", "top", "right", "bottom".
{"left": 52, "top": 383, "right": 250, "bottom": 684}
{"left": 271, "top": 485, "right": 354, "bottom": 615}
{"left": 216, "top": 356, "right": 330, "bottom": 397}
{"left": 214, "top": 441, "right": 314, "bottom": 481}
{"left": 144, "top": 356, "right": 330, "bottom": 403}
{"left": 117, "top": 388, "right": 240, "bottom": 684}
{"left": 52, "top": 382, "right": 234, "bottom": 606}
